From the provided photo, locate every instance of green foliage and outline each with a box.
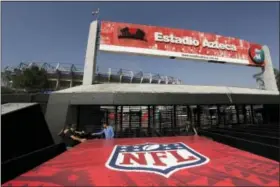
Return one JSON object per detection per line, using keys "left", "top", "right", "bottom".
{"left": 11, "top": 66, "right": 50, "bottom": 91}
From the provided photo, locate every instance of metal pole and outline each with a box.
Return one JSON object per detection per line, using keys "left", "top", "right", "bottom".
{"left": 250, "top": 105, "right": 255, "bottom": 124}
{"left": 243, "top": 105, "right": 247, "bottom": 124}
{"left": 152, "top": 106, "right": 156, "bottom": 137}
{"left": 236, "top": 105, "right": 240, "bottom": 124}
{"left": 106, "top": 110, "right": 109, "bottom": 125}
{"left": 129, "top": 110, "right": 132, "bottom": 133}
{"left": 114, "top": 106, "right": 118, "bottom": 134}
{"left": 188, "top": 105, "right": 193, "bottom": 127}
{"left": 223, "top": 106, "right": 226, "bottom": 126}
{"left": 173, "top": 105, "right": 177, "bottom": 134}
{"left": 173, "top": 105, "right": 177, "bottom": 128}
{"left": 120, "top": 106, "right": 123, "bottom": 137}
{"left": 92, "top": 8, "right": 100, "bottom": 21}
{"left": 76, "top": 106, "right": 80, "bottom": 130}
{"left": 217, "top": 105, "right": 220, "bottom": 126}
{"left": 197, "top": 106, "right": 201, "bottom": 129}
{"left": 139, "top": 110, "right": 142, "bottom": 128}
{"left": 159, "top": 111, "right": 162, "bottom": 133}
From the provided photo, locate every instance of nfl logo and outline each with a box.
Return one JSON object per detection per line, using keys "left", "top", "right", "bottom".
{"left": 106, "top": 142, "right": 210, "bottom": 178}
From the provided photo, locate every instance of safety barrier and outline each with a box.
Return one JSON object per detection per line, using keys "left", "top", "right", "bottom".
{"left": 212, "top": 126, "right": 279, "bottom": 137}
{"left": 244, "top": 125, "right": 280, "bottom": 131}
{"left": 1, "top": 143, "right": 66, "bottom": 184}
{"left": 207, "top": 128, "right": 279, "bottom": 146}
{"left": 198, "top": 130, "right": 279, "bottom": 161}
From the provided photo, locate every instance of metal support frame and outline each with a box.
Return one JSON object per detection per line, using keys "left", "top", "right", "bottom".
{"left": 148, "top": 106, "right": 151, "bottom": 132}
{"left": 120, "top": 106, "right": 123, "bottom": 136}
{"left": 187, "top": 105, "right": 192, "bottom": 127}
{"left": 173, "top": 105, "right": 177, "bottom": 128}
{"left": 209, "top": 106, "right": 213, "bottom": 127}
{"left": 139, "top": 110, "right": 142, "bottom": 128}
{"left": 243, "top": 105, "right": 247, "bottom": 124}
{"left": 105, "top": 110, "right": 109, "bottom": 125}
{"left": 114, "top": 106, "right": 118, "bottom": 132}
{"left": 235, "top": 105, "right": 240, "bottom": 124}
{"left": 250, "top": 105, "right": 255, "bottom": 124}
{"left": 152, "top": 106, "right": 156, "bottom": 136}
{"left": 129, "top": 109, "right": 132, "bottom": 131}
{"left": 223, "top": 106, "right": 226, "bottom": 125}
{"left": 197, "top": 105, "right": 201, "bottom": 128}
{"left": 159, "top": 112, "right": 162, "bottom": 132}
{"left": 76, "top": 106, "right": 81, "bottom": 130}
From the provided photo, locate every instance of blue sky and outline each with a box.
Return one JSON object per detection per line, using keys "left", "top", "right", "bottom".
{"left": 2, "top": 2, "right": 279, "bottom": 88}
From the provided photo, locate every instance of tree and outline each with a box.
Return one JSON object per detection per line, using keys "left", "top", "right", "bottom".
{"left": 1, "top": 70, "right": 13, "bottom": 87}
{"left": 11, "top": 66, "right": 50, "bottom": 92}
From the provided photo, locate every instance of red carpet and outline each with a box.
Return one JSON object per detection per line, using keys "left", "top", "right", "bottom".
{"left": 3, "top": 136, "right": 279, "bottom": 186}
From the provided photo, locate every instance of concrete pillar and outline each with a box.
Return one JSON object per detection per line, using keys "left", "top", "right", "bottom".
{"left": 83, "top": 20, "right": 99, "bottom": 85}
{"left": 45, "top": 94, "right": 70, "bottom": 143}
{"left": 262, "top": 46, "right": 278, "bottom": 91}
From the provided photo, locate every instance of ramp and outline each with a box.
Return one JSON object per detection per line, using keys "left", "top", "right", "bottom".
{"left": 3, "top": 136, "right": 279, "bottom": 186}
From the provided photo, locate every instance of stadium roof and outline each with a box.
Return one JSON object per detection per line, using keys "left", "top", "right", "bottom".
{"left": 52, "top": 84, "right": 279, "bottom": 105}
{"left": 55, "top": 84, "right": 278, "bottom": 95}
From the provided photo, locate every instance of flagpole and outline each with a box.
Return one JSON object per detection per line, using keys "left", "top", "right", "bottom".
{"left": 92, "top": 8, "right": 100, "bottom": 21}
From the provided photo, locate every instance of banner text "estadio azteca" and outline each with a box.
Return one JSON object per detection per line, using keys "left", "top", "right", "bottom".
{"left": 154, "top": 32, "right": 237, "bottom": 52}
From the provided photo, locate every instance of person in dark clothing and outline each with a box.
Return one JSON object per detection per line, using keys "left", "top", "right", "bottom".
{"left": 69, "top": 127, "right": 87, "bottom": 138}
{"left": 59, "top": 127, "right": 87, "bottom": 150}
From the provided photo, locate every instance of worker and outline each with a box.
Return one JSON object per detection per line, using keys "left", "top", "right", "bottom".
{"left": 92, "top": 123, "right": 114, "bottom": 139}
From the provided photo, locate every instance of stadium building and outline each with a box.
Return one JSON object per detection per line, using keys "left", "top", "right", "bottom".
{"left": 2, "top": 18, "right": 279, "bottom": 187}
{"left": 41, "top": 20, "right": 279, "bottom": 143}
{"left": 3, "top": 62, "right": 182, "bottom": 90}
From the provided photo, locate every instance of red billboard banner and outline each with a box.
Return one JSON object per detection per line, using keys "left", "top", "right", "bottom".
{"left": 99, "top": 21, "right": 265, "bottom": 67}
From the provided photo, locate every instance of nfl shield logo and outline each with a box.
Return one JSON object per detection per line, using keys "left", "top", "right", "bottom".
{"left": 106, "top": 142, "right": 210, "bottom": 178}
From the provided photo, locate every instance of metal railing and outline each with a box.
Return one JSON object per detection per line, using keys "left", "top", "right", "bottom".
{"left": 3, "top": 62, "right": 182, "bottom": 85}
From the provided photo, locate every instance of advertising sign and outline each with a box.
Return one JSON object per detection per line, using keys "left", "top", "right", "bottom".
{"left": 99, "top": 21, "right": 265, "bottom": 67}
